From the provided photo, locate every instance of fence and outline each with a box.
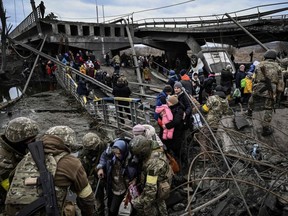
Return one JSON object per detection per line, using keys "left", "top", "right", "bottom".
{"left": 54, "top": 64, "right": 153, "bottom": 136}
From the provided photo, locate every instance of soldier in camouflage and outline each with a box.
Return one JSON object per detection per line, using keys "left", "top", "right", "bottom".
{"left": 247, "top": 49, "right": 283, "bottom": 136}
{"left": 5, "top": 126, "right": 96, "bottom": 216}
{"left": 0, "top": 117, "right": 39, "bottom": 213}
{"left": 130, "top": 135, "right": 173, "bottom": 216}
{"left": 195, "top": 86, "right": 229, "bottom": 159}
{"left": 79, "top": 132, "right": 106, "bottom": 215}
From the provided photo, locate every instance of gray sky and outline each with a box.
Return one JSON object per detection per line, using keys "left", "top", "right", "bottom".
{"left": 3, "top": 0, "right": 288, "bottom": 27}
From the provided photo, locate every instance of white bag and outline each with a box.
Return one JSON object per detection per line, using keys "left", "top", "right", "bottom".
{"left": 192, "top": 113, "right": 203, "bottom": 129}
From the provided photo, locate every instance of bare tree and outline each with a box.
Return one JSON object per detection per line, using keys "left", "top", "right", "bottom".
{"left": 0, "top": 0, "right": 12, "bottom": 75}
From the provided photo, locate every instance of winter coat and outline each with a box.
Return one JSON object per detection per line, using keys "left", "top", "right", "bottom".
{"left": 97, "top": 142, "right": 137, "bottom": 197}
{"left": 243, "top": 77, "right": 253, "bottom": 94}
{"left": 203, "top": 76, "right": 216, "bottom": 94}
{"left": 112, "top": 83, "right": 131, "bottom": 106}
{"left": 235, "top": 71, "right": 246, "bottom": 89}
{"left": 180, "top": 74, "right": 193, "bottom": 95}
{"left": 155, "top": 104, "right": 174, "bottom": 140}
{"left": 220, "top": 69, "right": 234, "bottom": 92}
{"left": 154, "top": 91, "right": 169, "bottom": 120}
{"left": 160, "top": 102, "right": 185, "bottom": 158}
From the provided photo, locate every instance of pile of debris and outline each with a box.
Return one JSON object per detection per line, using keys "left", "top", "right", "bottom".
{"left": 167, "top": 109, "right": 288, "bottom": 216}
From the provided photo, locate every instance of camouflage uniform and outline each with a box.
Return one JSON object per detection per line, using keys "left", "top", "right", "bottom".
{"left": 0, "top": 117, "right": 39, "bottom": 213}
{"left": 130, "top": 136, "right": 172, "bottom": 216}
{"left": 5, "top": 126, "right": 96, "bottom": 216}
{"left": 196, "top": 90, "right": 229, "bottom": 155}
{"left": 248, "top": 50, "right": 283, "bottom": 135}
{"left": 79, "top": 132, "right": 106, "bottom": 215}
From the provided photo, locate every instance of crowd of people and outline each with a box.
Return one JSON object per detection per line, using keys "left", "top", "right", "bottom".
{"left": 2, "top": 48, "right": 285, "bottom": 215}
{"left": 153, "top": 48, "right": 286, "bottom": 170}
{"left": 0, "top": 116, "right": 174, "bottom": 215}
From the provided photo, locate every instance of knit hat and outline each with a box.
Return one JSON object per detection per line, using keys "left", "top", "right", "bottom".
{"left": 169, "top": 70, "right": 176, "bottom": 76}
{"left": 180, "top": 69, "right": 187, "bottom": 76}
{"left": 166, "top": 95, "right": 178, "bottom": 106}
{"left": 247, "top": 72, "right": 253, "bottom": 78}
{"left": 132, "top": 124, "right": 146, "bottom": 136}
{"left": 163, "top": 85, "right": 172, "bottom": 93}
{"left": 174, "top": 81, "right": 183, "bottom": 89}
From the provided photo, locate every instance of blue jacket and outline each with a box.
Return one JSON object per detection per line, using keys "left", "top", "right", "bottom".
{"left": 154, "top": 91, "right": 168, "bottom": 120}
{"left": 97, "top": 139, "right": 138, "bottom": 194}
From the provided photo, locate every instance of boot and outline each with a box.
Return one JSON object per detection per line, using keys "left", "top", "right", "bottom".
{"left": 262, "top": 126, "right": 273, "bottom": 136}
{"left": 245, "top": 109, "right": 253, "bottom": 117}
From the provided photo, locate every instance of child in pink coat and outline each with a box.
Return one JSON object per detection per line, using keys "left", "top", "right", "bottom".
{"left": 155, "top": 97, "right": 174, "bottom": 140}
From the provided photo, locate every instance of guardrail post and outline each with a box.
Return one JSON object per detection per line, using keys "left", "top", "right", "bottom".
{"left": 142, "top": 102, "right": 151, "bottom": 124}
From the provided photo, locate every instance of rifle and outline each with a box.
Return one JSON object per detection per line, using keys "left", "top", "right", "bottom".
{"left": 17, "top": 141, "right": 60, "bottom": 216}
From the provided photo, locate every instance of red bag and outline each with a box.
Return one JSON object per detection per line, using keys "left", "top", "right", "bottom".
{"left": 166, "top": 153, "right": 180, "bottom": 174}
{"left": 157, "top": 118, "right": 163, "bottom": 127}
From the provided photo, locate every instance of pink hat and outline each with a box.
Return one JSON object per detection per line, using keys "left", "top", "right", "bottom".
{"left": 132, "top": 124, "right": 146, "bottom": 135}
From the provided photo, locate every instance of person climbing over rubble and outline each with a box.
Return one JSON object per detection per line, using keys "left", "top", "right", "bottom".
{"left": 246, "top": 49, "right": 284, "bottom": 136}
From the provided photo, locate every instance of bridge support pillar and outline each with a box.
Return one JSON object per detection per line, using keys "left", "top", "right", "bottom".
{"left": 186, "top": 37, "right": 201, "bottom": 54}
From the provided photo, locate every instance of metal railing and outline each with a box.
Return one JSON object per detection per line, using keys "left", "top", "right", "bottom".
{"left": 9, "top": 5, "right": 44, "bottom": 39}
{"left": 54, "top": 64, "right": 154, "bottom": 135}
{"left": 133, "top": 2, "right": 288, "bottom": 29}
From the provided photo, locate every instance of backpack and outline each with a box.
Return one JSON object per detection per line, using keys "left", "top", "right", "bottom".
{"left": 5, "top": 142, "right": 68, "bottom": 215}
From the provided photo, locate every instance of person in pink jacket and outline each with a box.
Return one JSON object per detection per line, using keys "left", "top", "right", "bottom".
{"left": 155, "top": 95, "right": 175, "bottom": 140}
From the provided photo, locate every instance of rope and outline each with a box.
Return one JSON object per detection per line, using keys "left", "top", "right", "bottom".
{"left": 9, "top": 38, "right": 44, "bottom": 60}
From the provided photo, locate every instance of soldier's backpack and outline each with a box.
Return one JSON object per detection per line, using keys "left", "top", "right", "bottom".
{"left": 5, "top": 141, "right": 68, "bottom": 216}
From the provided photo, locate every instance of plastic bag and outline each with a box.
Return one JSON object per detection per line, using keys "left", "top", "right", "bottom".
{"left": 232, "top": 88, "right": 241, "bottom": 98}
{"left": 192, "top": 113, "right": 203, "bottom": 129}
{"left": 241, "top": 78, "right": 246, "bottom": 88}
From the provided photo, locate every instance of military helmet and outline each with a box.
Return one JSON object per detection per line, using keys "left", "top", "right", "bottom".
{"left": 5, "top": 117, "right": 39, "bottom": 143}
{"left": 264, "top": 49, "right": 277, "bottom": 60}
{"left": 44, "top": 126, "right": 76, "bottom": 146}
{"left": 129, "top": 135, "right": 152, "bottom": 158}
{"left": 82, "top": 132, "right": 101, "bottom": 150}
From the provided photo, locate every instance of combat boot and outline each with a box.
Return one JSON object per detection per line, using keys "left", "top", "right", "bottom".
{"left": 245, "top": 109, "right": 253, "bottom": 117}
{"left": 262, "top": 126, "right": 273, "bottom": 136}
